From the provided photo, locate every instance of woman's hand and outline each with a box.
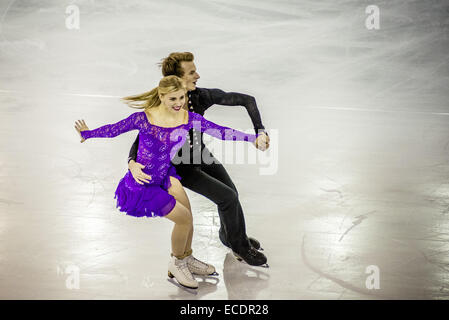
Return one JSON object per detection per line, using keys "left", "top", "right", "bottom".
{"left": 254, "top": 132, "right": 270, "bottom": 151}
{"left": 129, "top": 160, "right": 152, "bottom": 185}
{"left": 74, "top": 120, "right": 89, "bottom": 143}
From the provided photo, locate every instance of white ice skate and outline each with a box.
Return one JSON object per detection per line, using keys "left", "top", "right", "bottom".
{"left": 186, "top": 255, "right": 219, "bottom": 276}
{"left": 168, "top": 256, "right": 198, "bottom": 289}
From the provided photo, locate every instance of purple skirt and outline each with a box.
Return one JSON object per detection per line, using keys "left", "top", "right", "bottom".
{"left": 114, "top": 167, "right": 181, "bottom": 218}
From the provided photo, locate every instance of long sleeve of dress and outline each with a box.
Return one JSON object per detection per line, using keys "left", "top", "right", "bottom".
{"left": 192, "top": 113, "right": 259, "bottom": 142}
{"left": 81, "top": 112, "right": 140, "bottom": 140}
{"left": 200, "top": 88, "right": 266, "bottom": 134}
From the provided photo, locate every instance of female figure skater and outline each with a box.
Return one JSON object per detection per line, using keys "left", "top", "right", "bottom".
{"left": 74, "top": 76, "right": 261, "bottom": 289}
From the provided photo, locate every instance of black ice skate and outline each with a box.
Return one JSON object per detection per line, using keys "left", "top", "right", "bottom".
{"left": 219, "top": 229, "right": 263, "bottom": 251}
{"left": 248, "top": 237, "right": 263, "bottom": 251}
{"left": 233, "top": 247, "right": 269, "bottom": 268}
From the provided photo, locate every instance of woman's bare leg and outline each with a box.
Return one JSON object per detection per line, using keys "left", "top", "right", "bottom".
{"left": 167, "top": 176, "right": 217, "bottom": 276}
{"left": 168, "top": 176, "right": 194, "bottom": 255}
{"left": 164, "top": 198, "right": 198, "bottom": 288}
{"left": 164, "top": 200, "right": 192, "bottom": 258}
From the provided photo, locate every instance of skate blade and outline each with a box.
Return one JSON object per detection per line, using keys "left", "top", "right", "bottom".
{"left": 192, "top": 271, "right": 219, "bottom": 277}
{"left": 167, "top": 271, "right": 199, "bottom": 291}
{"left": 167, "top": 278, "right": 198, "bottom": 294}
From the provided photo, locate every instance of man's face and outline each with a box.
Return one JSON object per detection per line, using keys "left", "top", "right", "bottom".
{"left": 180, "top": 61, "right": 200, "bottom": 91}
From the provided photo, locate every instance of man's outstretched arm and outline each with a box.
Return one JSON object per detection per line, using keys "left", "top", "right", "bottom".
{"left": 201, "top": 88, "right": 270, "bottom": 150}
{"left": 202, "top": 88, "right": 267, "bottom": 134}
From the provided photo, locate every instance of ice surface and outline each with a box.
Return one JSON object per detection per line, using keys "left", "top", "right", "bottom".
{"left": 0, "top": 0, "right": 449, "bottom": 299}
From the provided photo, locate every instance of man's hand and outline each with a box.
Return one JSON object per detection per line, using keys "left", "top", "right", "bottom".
{"left": 129, "top": 160, "right": 152, "bottom": 185}
{"left": 254, "top": 132, "right": 270, "bottom": 151}
{"left": 74, "top": 119, "right": 89, "bottom": 143}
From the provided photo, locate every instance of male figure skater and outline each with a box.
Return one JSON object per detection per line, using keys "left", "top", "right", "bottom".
{"left": 128, "top": 52, "right": 270, "bottom": 266}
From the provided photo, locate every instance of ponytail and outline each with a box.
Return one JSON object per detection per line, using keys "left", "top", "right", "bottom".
{"left": 122, "top": 75, "right": 186, "bottom": 110}
{"left": 122, "top": 87, "right": 160, "bottom": 109}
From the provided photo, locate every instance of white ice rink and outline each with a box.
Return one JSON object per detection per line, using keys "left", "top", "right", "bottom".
{"left": 1, "top": 0, "right": 449, "bottom": 299}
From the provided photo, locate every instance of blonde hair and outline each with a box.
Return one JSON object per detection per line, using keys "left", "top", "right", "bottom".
{"left": 122, "top": 75, "right": 186, "bottom": 109}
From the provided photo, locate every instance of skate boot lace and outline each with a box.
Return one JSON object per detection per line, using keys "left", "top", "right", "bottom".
{"left": 177, "top": 259, "right": 195, "bottom": 280}
{"left": 187, "top": 256, "right": 208, "bottom": 271}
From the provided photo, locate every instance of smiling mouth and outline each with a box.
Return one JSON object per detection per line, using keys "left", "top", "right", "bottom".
{"left": 172, "top": 106, "right": 182, "bottom": 111}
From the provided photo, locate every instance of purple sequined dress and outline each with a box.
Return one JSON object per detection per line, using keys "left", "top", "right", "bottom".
{"left": 81, "top": 111, "right": 258, "bottom": 218}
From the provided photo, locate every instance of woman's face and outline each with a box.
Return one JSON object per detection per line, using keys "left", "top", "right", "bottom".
{"left": 160, "top": 89, "right": 186, "bottom": 112}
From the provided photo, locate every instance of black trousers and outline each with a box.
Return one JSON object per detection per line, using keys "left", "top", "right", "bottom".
{"left": 174, "top": 158, "right": 251, "bottom": 252}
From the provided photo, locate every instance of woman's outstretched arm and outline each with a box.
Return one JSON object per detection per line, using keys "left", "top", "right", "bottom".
{"left": 192, "top": 113, "right": 259, "bottom": 143}
{"left": 75, "top": 112, "right": 141, "bottom": 141}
